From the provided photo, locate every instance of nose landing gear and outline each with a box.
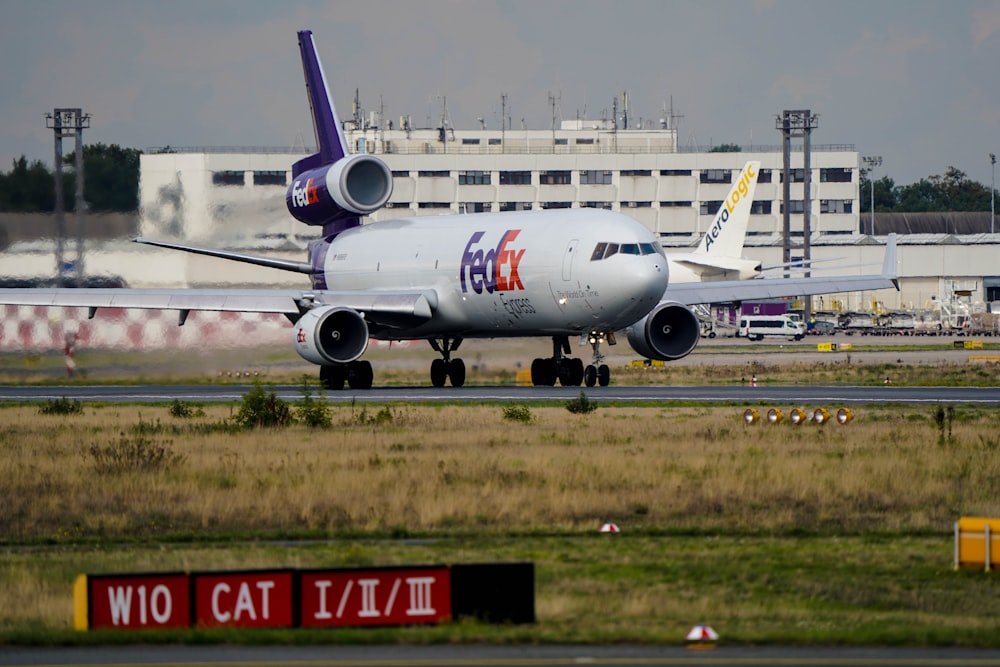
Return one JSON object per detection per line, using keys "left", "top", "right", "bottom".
{"left": 582, "top": 330, "right": 612, "bottom": 387}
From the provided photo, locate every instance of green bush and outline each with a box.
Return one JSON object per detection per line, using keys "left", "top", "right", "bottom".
{"left": 88, "top": 432, "right": 185, "bottom": 474}
{"left": 502, "top": 404, "right": 534, "bottom": 423}
{"left": 168, "top": 400, "right": 203, "bottom": 418}
{"left": 296, "top": 378, "right": 332, "bottom": 428}
{"left": 233, "top": 382, "right": 294, "bottom": 429}
{"left": 38, "top": 397, "right": 83, "bottom": 415}
{"left": 565, "top": 391, "right": 598, "bottom": 414}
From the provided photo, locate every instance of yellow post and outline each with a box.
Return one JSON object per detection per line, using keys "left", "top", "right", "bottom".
{"left": 73, "top": 574, "right": 88, "bottom": 631}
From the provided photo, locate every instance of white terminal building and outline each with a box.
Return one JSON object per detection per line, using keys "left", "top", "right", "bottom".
{"left": 130, "top": 120, "right": 1000, "bottom": 320}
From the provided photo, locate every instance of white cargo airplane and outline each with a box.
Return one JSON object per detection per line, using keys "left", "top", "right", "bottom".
{"left": 0, "top": 30, "right": 898, "bottom": 389}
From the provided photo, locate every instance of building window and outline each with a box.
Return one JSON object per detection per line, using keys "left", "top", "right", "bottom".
{"left": 780, "top": 200, "right": 806, "bottom": 214}
{"left": 488, "top": 138, "right": 502, "bottom": 145}
{"left": 391, "top": 170, "right": 410, "bottom": 177}
{"left": 252, "top": 170, "right": 285, "bottom": 186}
{"left": 820, "top": 199, "right": 853, "bottom": 214}
{"left": 554, "top": 138, "right": 568, "bottom": 145}
{"left": 700, "top": 169, "right": 731, "bottom": 184}
{"left": 580, "top": 170, "right": 612, "bottom": 185}
{"left": 660, "top": 200, "right": 692, "bottom": 208}
{"left": 418, "top": 202, "right": 452, "bottom": 209}
{"left": 621, "top": 169, "right": 652, "bottom": 177}
{"left": 461, "top": 202, "right": 491, "bottom": 213}
{"left": 576, "top": 138, "right": 595, "bottom": 145}
{"left": 757, "top": 169, "right": 773, "bottom": 183}
{"left": 541, "top": 201, "right": 572, "bottom": 209}
{"left": 458, "top": 170, "right": 491, "bottom": 185}
{"left": 750, "top": 200, "right": 772, "bottom": 214}
{"left": 660, "top": 169, "right": 692, "bottom": 176}
{"left": 583, "top": 201, "right": 613, "bottom": 210}
{"left": 623, "top": 201, "right": 652, "bottom": 208}
{"left": 500, "top": 170, "right": 531, "bottom": 185}
{"left": 540, "top": 170, "right": 571, "bottom": 185}
{"left": 418, "top": 170, "right": 450, "bottom": 177}
{"left": 461, "top": 138, "right": 480, "bottom": 145}
{"left": 700, "top": 200, "right": 724, "bottom": 215}
{"left": 213, "top": 171, "right": 245, "bottom": 186}
{"left": 778, "top": 169, "right": 806, "bottom": 183}
{"left": 500, "top": 202, "right": 532, "bottom": 211}
{"left": 820, "top": 167, "right": 852, "bottom": 183}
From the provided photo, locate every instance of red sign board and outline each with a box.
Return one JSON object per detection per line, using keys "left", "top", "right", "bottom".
{"left": 193, "top": 571, "right": 294, "bottom": 628}
{"left": 300, "top": 567, "right": 451, "bottom": 627}
{"left": 88, "top": 574, "right": 190, "bottom": 630}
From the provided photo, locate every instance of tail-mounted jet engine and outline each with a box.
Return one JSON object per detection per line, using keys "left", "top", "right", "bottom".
{"left": 286, "top": 153, "right": 393, "bottom": 227}
{"left": 293, "top": 305, "right": 370, "bottom": 365}
{"left": 625, "top": 301, "right": 701, "bottom": 362}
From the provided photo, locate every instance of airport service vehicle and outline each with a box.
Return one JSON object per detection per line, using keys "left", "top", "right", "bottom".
{"left": 0, "top": 30, "right": 899, "bottom": 389}
{"left": 737, "top": 315, "right": 806, "bottom": 341}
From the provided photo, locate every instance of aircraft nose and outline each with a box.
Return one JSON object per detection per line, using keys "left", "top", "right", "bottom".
{"left": 618, "top": 255, "right": 668, "bottom": 317}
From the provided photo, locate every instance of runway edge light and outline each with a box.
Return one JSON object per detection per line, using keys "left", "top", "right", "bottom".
{"left": 600, "top": 522, "right": 620, "bottom": 533}
{"left": 813, "top": 407, "right": 831, "bottom": 425}
{"left": 686, "top": 624, "right": 719, "bottom": 650}
{"left": 836, "top": 407, "right": 854, "bottom": 424}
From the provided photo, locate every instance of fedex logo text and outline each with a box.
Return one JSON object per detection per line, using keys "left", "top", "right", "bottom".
{"left": 290, "top": 177, "right": 320, "bottom": 208}
{"left": 460, "top": 229, "right": 525, "bottom": 294}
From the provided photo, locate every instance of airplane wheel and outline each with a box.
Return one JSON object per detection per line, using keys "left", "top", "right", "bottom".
{"left": 557, "top": 360, "right": 573, "bottom": 386}
{"left": 347, "top": 360, "right": 373, "bottom": 390}
{"left": 584, "top": 364, "right": 598, "bottom": 387}
{"left": 597, "top": 364, "right": 610, "bottom": 387}
{"left": 448, "top": 358, "right": 466, "bottom": 387}
{"left": 320, "top": 365, "right": 346, "bottom": 390}
{"left": 430, "top": 359, "right": 447, "bottom": 387}
{"left": 569, "top": 358, "right": 584, "bottom": 386}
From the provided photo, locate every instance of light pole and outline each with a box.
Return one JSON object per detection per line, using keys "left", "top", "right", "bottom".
{"left": 862, "top": 155, "right": 882, "bottom": 236}
{"left": 991, "top": 153, "right": 996, "bottom": 234}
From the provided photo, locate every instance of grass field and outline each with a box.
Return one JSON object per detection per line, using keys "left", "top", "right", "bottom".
{"left": 2, "top": 393, "right": 1000, "bottom": 645}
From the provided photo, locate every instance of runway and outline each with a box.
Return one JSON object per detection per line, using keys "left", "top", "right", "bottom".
{"left": 4, "top": 644, "right": 1000, "bottom": 666}
{"left": 1, "top": 382, "right": 999, "bottom": 405}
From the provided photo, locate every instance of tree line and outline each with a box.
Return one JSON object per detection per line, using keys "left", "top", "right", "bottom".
{"left": 0, "top": 143, "right": 140, "bottom": 213}
{"left": 860, "top": 166, "right": 995, "bottom": 213}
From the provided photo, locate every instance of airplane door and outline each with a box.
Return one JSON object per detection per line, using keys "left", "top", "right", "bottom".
{"left": 562, "top": 239, "right": 579, "bottom": 281}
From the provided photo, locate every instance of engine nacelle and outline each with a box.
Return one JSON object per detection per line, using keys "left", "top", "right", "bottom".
{"left": 293, "top": 306, "right": 370, "bottom": 365}
{"left": 625, "top": 301, "right": 701, "bottom": 361}
{"left": 286, "top": 153, "right": 393, "bottom": 227}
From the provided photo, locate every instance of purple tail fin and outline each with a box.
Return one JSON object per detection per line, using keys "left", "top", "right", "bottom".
{"left": 294, "top": 30, "right": 348, "bottom": 175}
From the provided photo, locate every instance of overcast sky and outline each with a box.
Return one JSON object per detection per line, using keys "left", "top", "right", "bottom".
{"left": 1, "top": 0, "right": 999, "bottom": 187}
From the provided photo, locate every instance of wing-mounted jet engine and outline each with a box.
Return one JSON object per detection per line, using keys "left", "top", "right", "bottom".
{"left": 625, "top": 301, "right": 702, "bottom": 361}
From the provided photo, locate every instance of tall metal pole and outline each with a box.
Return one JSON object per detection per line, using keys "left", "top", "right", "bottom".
{"left": 862, "top": 155, "right": 882, "bottom": 236}
{"left": 991, "top": 153, "right": 996, "bottom": 234}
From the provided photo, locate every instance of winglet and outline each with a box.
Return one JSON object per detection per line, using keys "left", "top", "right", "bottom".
{"left": 294, "top": 29, "right": 348, "bottom": 175}
{"left": 883, "top": 233, "right": 899, "bottom": 290}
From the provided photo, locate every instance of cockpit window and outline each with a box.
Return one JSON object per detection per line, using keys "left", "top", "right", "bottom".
{"left": 590, "top": 240, "right": 662, "bottom": 260}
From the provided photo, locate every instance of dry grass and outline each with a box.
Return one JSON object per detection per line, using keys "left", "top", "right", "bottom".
{"left": 2, "top": 402, "right": 999, "bottom": 542}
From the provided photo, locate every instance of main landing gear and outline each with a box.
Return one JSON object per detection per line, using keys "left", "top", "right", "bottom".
{"left": 429, "top": 337, "right": 466, "bottom": 387}
{"left": 528, "top": 333, "right": 612, "bottom": 387}
{"left": 319, "top": 360, "right": 373, "bottom": 390}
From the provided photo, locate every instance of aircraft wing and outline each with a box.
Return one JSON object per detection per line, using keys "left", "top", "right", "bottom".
{"left": 665, "top": 234, "right": 898, "bottom": 306}
{"left": 0, "top": 288, "right": 434, "bottom": 328}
